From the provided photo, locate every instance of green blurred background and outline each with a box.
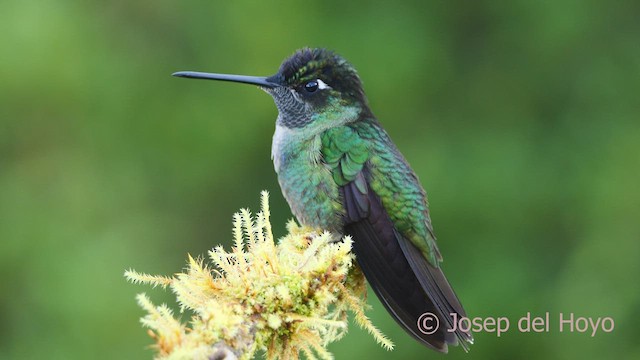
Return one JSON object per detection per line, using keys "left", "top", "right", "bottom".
{"left": 1, "top": 0, "right": 639, "bottom": 359}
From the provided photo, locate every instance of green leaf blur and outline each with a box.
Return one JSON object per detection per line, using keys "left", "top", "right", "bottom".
{"left": 1, "top": 1, "right": 638, "bottom": 359}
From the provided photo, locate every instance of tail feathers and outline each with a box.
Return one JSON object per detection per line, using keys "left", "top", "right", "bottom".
{"left": 396, "top": 228, "right": 474, "bottom": 350}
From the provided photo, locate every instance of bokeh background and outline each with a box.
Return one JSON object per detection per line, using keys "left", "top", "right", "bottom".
{"left": 1, "top": 0, "right": 639, "bottom": 359}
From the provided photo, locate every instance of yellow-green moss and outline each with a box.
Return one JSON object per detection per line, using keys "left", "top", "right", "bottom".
{"left": 125, "top": 191, "right": 392, "bottom": 360}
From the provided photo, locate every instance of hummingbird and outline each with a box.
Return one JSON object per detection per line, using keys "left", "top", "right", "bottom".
{"left": 173, "top": 48, "right": 473, "bottom": 352}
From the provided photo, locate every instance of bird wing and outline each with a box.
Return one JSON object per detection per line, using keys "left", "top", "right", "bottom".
{"left": 321, "top": 123, "right": 472, "bottom": 352}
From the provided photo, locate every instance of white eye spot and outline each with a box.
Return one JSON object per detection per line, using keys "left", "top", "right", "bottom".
{"left": 316, "top": 79, "right": 330, "bottom": 90}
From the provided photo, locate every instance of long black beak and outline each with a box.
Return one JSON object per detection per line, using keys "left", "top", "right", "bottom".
{"left": 172, "top": 71, "right": 280, "bottom": 89}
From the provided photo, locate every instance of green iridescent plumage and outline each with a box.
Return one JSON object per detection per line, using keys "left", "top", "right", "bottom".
{"left": 321, "top": 126, "right": 367, "bottom": 186}
{"left": 174, "top": 47, "right": 473, "bottom": 353}
{"left": 320, "top": 123, "right": 440, "bottom": 265}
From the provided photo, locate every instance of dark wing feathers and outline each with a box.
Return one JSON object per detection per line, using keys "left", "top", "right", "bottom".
{"left": 344, "top": 185, "right": 450, "bottom": 351}
{"left": 395, "top": 227, "right": 473, "bottom": 350}
{"left": 343, "top": 180, "right": 472, "bottom": 352}
{"left": 322, "top": 124, "right": 472, "bottom": 351}
{"left": 341, "top": 172, "right": 369, "bottom": 222}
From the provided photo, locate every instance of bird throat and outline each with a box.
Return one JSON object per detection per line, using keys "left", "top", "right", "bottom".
{"left": 270, "top": 87, "right": 313, "bottom": 129}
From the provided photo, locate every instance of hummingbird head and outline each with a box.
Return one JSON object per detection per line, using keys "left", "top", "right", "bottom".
{"left": 173, "top": 48, "right": 369, "bottom": 130}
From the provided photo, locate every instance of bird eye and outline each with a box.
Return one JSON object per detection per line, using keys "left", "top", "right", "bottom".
{"left": 304, "top": 80, "right": 319, "bottom": 93}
